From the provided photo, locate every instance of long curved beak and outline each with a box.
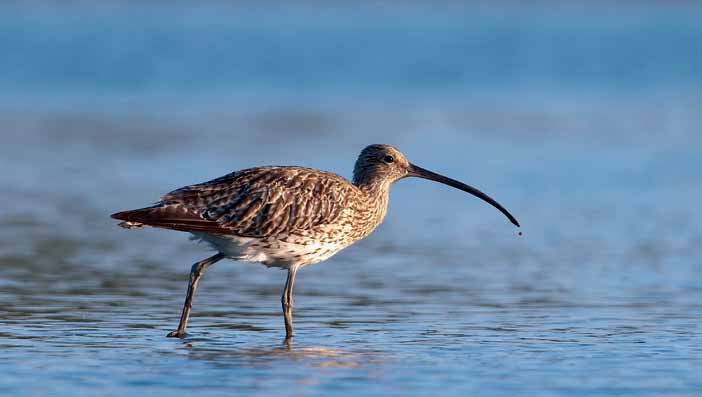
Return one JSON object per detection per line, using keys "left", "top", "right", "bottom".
{"left": 408, "top": 164, "right": 520, "bottom": 227}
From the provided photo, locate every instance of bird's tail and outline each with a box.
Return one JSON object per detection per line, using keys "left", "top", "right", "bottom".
{"left": 111, "top": 205, "right": 229, "bottom": 234}
{"left": 111, "top": 207, "right": 159, "bottom": 229}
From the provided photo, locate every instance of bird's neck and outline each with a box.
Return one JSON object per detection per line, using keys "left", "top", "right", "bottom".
{"left": 353, "top": 175, "right": 392, "bottom": 232}
{"left": 354, "top": 171, "right": 392, "bottom": 198}
{"left": 357, "top": 179, "right": 391, "bottom": 199}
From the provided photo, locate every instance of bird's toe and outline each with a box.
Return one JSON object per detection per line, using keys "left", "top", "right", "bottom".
{"left": 166, "top": 330, "right": 187, "bottom": 338}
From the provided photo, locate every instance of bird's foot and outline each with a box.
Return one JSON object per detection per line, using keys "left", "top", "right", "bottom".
{"left": 166, "top": 330, "right": 187, "bottom": 338}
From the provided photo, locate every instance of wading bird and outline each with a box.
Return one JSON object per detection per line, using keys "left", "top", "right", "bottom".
{"left": 112, "top": 144, "right": 520, "bottom": 339}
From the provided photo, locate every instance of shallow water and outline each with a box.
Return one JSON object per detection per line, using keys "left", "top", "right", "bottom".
{"left": 1, "top": 2, "right": 702, "bottom": 396}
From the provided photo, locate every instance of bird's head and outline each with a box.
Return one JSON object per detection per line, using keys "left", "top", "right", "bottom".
{"left": 353, "top": 144, "right": 520, "bottom": 228}
{"left": 353, "top": 144, "right": 410, "bottom": 184}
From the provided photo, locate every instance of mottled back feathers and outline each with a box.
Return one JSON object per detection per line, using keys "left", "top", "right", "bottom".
{"left": 112, "top": 166, "right": 361, "bottom": 238}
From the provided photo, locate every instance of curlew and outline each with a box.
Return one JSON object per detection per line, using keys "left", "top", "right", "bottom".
{"left": 111, "top": 144, "right": 520, "bottom": 339}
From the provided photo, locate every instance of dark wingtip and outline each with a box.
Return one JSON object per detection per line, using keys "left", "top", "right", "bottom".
{"left": 111, "top": 208, "right": 153, "bottom": 222}
{"left": 111, "top": 210, "right": 131, "bottom": 221}
{"left": 111, "top": 209, "right": 152, "bottom": 229}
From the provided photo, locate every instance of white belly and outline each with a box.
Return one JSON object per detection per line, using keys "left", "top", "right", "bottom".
{"left": 191, "top": 233, "right": 345, "bottom": 269}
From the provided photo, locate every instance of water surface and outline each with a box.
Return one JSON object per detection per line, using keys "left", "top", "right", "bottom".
{"left": 1, "top": 2, "right": 701, "bottom": 396}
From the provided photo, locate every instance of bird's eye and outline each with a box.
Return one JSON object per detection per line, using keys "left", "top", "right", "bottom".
{"left": 383, "top": 155, "right": 394, "bottom": 163}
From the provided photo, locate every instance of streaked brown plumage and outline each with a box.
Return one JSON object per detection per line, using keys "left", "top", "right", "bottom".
{"left": 112, "top": 144, "right": 520, "bottom": 340}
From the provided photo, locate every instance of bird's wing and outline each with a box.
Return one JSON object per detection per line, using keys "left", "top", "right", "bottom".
{"left": 113, "top": 167, "right": 356, "bottom": 237}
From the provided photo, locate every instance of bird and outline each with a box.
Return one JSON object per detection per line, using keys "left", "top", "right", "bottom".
{"left": 111, "top": 144, "right": 520, "bottom": 340}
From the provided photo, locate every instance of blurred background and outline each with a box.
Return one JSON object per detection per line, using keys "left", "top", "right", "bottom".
{"left": 1, "top": 1, "right": 700, "bottom": 396}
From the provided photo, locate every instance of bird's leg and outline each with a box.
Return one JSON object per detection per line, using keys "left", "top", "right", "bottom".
{"left": 281, "top": 266, "right": 298, "bottom": 339}
{"left": 166, "top": 253, "right": 225, "bottom": 338}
